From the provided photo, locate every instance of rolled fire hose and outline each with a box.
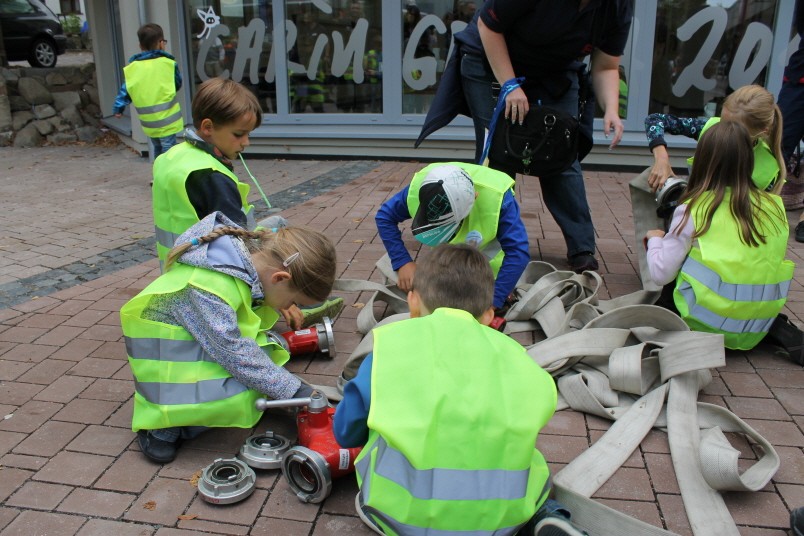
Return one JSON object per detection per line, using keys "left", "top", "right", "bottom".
{"left": 324, "top": 255, "right": 781, "bottom": 536}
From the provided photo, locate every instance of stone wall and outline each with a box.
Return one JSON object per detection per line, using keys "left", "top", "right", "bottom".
{"left": 0, "top": 62, "right": 104, "bottom": 148}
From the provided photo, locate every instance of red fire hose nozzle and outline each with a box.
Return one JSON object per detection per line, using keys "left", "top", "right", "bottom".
{"left": 265, "top": 317, "right": 337, "bottom": 358}
{"left": 254, "top": 392, "right": 362, "bottom": 503}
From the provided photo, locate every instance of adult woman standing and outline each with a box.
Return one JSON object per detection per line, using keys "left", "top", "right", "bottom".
{"left": 417, "top": 0, "right": 633, "bottom": 273}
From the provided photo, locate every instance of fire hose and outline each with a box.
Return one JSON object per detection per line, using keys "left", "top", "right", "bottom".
{"left": 325, "top": 252, "right": 781, "bottom": 536}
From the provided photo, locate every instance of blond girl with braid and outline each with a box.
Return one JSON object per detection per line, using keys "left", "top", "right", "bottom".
{"left": 121, "top": 212, "right": 337, "bottom": 462}
{"left": 646, "top": 85, "right": 787, "bottom": 195}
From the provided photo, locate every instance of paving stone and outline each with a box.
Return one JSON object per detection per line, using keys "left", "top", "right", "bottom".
{"left": 0, "top": 467, "right": 33, "bottom": 502}
{"left": 539, "top": 410, "right": 587, "bottom": 437}
{"left": 181, "top": 427, "right": 252, "bottom": 453}
{"left": 769, "top": 445, "right": 804, "bottom": 485}
{"left": 154, "top": 528, "right": 225, "bottom": 536}
{"left": 1, "top": 453, "right": 48, "bottom": 470}
{"left": 89, "top": 341, "right": 127, "bottom": 360}
{"left": 34, "top": 451, "right": 114, "bottom": 486}
{"left": 175, "top": 519, "right": 248, "bottom": 535}
{"left": 184, "top": 489, "right": 268, "bottom": 526}
{"left": 589, "top": 429, "right": 644, "bottom": 468}
{"left": 773, "top": 388, "right": 804, "bottom": 415}
{"left": 79, "top": 378, "right": 132, "bottom": 402}
{"left": 67, "top": 357, "right": 125, "bottom": 378}
{"left": 76, "top": 519, "right": 155, "bottom": 536}
{"left": 0, "top": 380, "right": 44, "bottom": 405}
{"left": 6, "top": 481, "right": 73, "bottom": 510}
{"left": 123, "top": 477, "right": 199, "bottom": 526}
{"left": 719, "top": 372, "right": 773, "bottom": 398}
{"left": 250, "top": 517, "right": 312, "bottom": 536}
{"left": 57, "top": 487, "right": 136, "bottom": 518}
{"left": 596, "top": 498, "right": 664, "bottom": 528}
{"left": 66, "top": 424, "right": 134, "bottom": 456}
{"left": 0, "top": 507, "right": 19, "bottom": 532}
{"left": 723, "top": 396, "right": 792, "bottom": 421}
{"left": 158, "top": 447, "right": 234, "bottom": 481}
{"left": 311, "top": 514, "right": 376, "bottom": 536}
{"left": 0, "top": 326, "right": 47, "bottom": 343}
{"left": 724, "top": 491, "right": 790, "bottom": 529}
{"left": 52, "top": 398, "right": 120, "bottom": 424}
{"left": 77, "top": 323, "right": 122, "bottom": 342}
{"left": 0, "top": 342, "right": 57, "bottom": 362}
{"left": 262, "top": 476, "right": 320, "bottom": 522}
{"left": 756, "top": 368, "right": 804, "bottom": 389}
{"left": 0, "top": 400, "right": 62, "bottom": 433}
{"left": 13, "top": 420, "right": 85, "bottom": 457}
{"left": 0, "top": 431, "right": 26, "bottom": 456}
{"left": 94, "top": 451, "right": 161, "bottom": 494}
{"left": 34, "top": 325, "right": 86, "bottom": 346}
{"left": 33, "top": 375, "right": 94, "bottom": 403}
{"left": 104, "top": 398, "right": 133, "bottom": 428}
{"left": 776, "top": 483, "right": 804, "bottom": 511}
{"left": 0, "top": 510, "right": 86, "bottom": 536}
{"left": 591, "top": 466, "right": 655, "bottom": 501}
{"left": 0, "top": 360, "right": 33, "bottom": 381}
{"left": 322, "top": 474, "right": 360, "bottom": 516}
{"left": 743, "top": 419, "right": 804, "bottom": 447}
{"left": 16, "top": 358, "right": 74, "bottom": 384}
{"left": 61, "top": 309, "right": 110, "bottom": 328}
{"left": 49, "top": 338, "right": 104, "bottom": 361}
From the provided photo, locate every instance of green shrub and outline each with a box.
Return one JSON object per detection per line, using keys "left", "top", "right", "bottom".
{"left": 63, "top": 14, "right": 82, "bottom": 35}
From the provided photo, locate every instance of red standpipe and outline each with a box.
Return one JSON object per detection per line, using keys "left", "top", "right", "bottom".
{"left": 266, "top": 317, "right": 337, "bottom": 358}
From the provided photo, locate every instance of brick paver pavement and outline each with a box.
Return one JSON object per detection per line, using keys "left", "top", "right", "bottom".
{"left": 1, "top": 148, "right": 803, "bottom": 535}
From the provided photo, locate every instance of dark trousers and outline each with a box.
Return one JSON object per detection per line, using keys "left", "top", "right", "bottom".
{"left": 778, "top": 80, "right": 804, "bottom": 162}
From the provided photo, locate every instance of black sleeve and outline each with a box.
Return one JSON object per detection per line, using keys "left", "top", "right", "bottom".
{"left": 478, "top": 0, "right": 534, "bottom": 34}
{"left": 598, "top": 0, "right": 633, "bottom": 58}
{"left": 185, "top": 169, "right": 247, "bottom": 226}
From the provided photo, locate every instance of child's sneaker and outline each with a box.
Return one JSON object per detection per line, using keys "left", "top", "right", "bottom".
{"left": 791, "top": 506, "right": 804, "bottom": 536}
{"left": 534, "top": 516, "right": 589, "bottom": 536}
{"left": 300, "top": 297, "right": 344, "bottom": 328}
{"left": 766, "top": 313, "right": 804, "bottom": 366}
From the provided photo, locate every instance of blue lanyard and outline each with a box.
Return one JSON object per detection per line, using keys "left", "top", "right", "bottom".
{"left": 478, "top": 77, "right": 525, "bottom": 166}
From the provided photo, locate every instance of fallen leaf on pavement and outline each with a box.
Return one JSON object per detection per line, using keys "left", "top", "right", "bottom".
{"left": 190, "top": 471, "right": 201, "bottom": 487}
{"left": 352, "top": 303, "right": 366, "bottom": 308}
{"left": 353, "top": 239, "right": 364, "bottom": 243}
{"left": 143, "top": 501, "right": 156, "bottom": 511}
{"left": 178, "top": 515, "right": 198, "bottom": 520}
{"left": 352, "top": 218, "right": 363, "bottom": 222}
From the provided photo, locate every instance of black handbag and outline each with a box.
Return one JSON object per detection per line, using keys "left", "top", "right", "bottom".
{"left": 488, "top": 104, "right": 580, "bottom": 176}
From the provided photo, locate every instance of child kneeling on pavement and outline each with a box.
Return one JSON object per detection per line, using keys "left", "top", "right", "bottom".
{"left": 333, "top": 243, "right": 587, "bottom": 536}
{"left": 121, "top": 212, "right": 336, "bottom": 462}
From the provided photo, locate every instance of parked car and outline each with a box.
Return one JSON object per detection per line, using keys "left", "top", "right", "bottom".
{"left": 0, "top": 0, "right": 67, "bottom": 68}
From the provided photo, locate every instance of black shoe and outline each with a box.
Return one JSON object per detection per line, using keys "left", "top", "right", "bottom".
{"left": 766, "top": 313, "right": 804, "bottom": 366}
{"left": 792, "top": 506, "right": 804, "bottom": 536}
{"left": 137, "top": 430, "right": 178, "bottom": 463}
{"left": 796, "top": 221, "right": 804, "bottom": 243}
{"left": 568, "top": 252, "right": 599, "bottom": 274}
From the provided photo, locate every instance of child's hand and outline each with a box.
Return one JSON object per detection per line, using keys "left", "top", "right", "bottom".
{"left": 279, "top": 304, "right": 304, "bottom": 330}
{"left": 396, "top": 262, "right": 417, "bottom": 293}
{"left": 646, "top": 230, "right": 665, "bottom": 240}
{"left": 114, "top": 113, "right": 122, "bottom": 119}
{"left": 649, "top": 146, "right": 676, "bottom": 192}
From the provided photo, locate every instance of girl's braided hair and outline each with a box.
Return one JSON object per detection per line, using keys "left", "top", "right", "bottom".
{"left": 165, "top": 225, "right": 337, "bottom": 302}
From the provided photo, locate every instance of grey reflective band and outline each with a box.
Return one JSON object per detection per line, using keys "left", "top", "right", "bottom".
{"left": 126, "top": 336, "right": 217, "bottom": 363}
{"left": 135, "top": 95, "right": 179, "bottom": 115}
{"left": 681, "top": 257, "right": 791, "bottom": 302}
{"left": 140, "top": 110, "right": 183, "bottom": 129}
{"left": 678, "top": 282, "right": 775, "bottom": 334}
{"left": 480, "top": 238, "right": 502, "bottom": 262}
{"left": 135, "top": 377, "right": 249, "bottom": 405}
{"left": 373, "top": 436, "right": 530, "bottom": 501}
{"left": 245, "top": 206, "right": 257, "bottom": 231}
{"left": 361, "top": 504, "right": 522, "bottom": 536}
{"left": 355, "top": 449, "right": 373, "bottom": 502}
{"left": 155, "top": 225, "right": 181, "bottom": 248}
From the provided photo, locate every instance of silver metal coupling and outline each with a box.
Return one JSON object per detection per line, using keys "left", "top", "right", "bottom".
{"left": 197, "top": 458, "right": 257, "bottom": 504}
{"left": 317, "top": 317, "right": 337, "bottom": 358}
{"left": 281, "top": 445, "right": 332, "bottom": 503}
{"left": 238, "top": 432, "right": 292, "bottom": 470}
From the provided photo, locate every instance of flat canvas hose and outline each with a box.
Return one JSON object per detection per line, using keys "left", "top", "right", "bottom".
{"left": 325, "top": 256, "right": 781, "bottom": 536}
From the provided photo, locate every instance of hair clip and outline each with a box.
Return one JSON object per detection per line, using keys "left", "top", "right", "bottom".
{"left": 271, "top": 228, "right": 278, "bottom": 233}
{"left": 283, "top": 252, "right": 300, "bottom": 268}
{"left": 191, "top": 238, "right": 200, "bottom": 246}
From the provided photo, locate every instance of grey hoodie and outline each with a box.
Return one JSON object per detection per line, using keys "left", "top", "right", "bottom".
{"left": 141, "top": 212, "right": 308, "bottom": 401}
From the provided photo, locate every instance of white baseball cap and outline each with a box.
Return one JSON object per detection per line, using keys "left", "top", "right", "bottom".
{"left": 411, "top": 165, "right": 475, "bottom": 246}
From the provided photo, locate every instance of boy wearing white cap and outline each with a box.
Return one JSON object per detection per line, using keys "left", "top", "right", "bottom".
{"left": 375, "top": 162, "right": 529, "bottom": 311}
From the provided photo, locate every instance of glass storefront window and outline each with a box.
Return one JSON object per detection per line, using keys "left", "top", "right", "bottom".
{"left": 283, "top": 0, "right": 382, "bottom": 114}
{"left": 184, "top": 0, "right": 277, "bottom": 114}
{"left": 401, "top": 0, "right": 469, "bottom": 115}
{"left": 649, "top": 0, "right": 779, "bottom": 118}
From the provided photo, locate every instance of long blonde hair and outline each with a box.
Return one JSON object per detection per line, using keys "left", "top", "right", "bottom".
{"left": 165, "top": 225, "right": 337, "bottom": 302}
{"left": 676, "top": 121, "right": 784, "bottom": 247}
{"left": 722, "top": 84, "right": 786, "bottom": 192}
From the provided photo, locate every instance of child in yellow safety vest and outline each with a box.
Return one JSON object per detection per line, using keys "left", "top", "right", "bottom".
{"left": 113, "top": 23, "right": 183, "bottom": 158}
{"left": 334, "top": 243, "right": 589, "bottom": 536}
{"left": 121, "top": 212, "right": 337, "bottom": 463}
{"left": 646, "top": 121, "right": 801, "bottom": 362}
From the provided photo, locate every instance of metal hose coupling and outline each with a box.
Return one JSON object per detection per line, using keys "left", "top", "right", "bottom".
{"left": 238, "top": 432, "right": 292, "bottom": 470}
{"left": 197, "top": 458, "right": 257, "bottom": 504}
{"left": 655, "top": 176, "right": 688, "bottom": 219}
{"left": 281, "top": 445, "right": 332, "bottom": 503}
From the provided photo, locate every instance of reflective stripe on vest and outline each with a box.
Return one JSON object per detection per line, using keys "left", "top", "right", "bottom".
{"left": 155, "top": 225, "right": 181, "bottom": 251}
{"left": 140, "top": 109, "right": 183, "bottom": 130}
{"left": 135, "top": 95, "right": 180, "bottom": 115}
{"left": 362, "top": 506, "right": 523, "bottom": 536}
{"left": 677, "top": 280, "right": 775, "bottom": 334}
{"left": 135, "top": 377, "right": 249, "bottom": 405}
{"left": 406, "top": 163, "right": 513, "bottom": 276}
{"left": 681, "top": 256, "right": 791, "bottom": 302}
{"left": 126, "top": 337, "right": 217, "bottom": 363}
{"left": 123, "top": 56, "right": 183, "bottom": 138}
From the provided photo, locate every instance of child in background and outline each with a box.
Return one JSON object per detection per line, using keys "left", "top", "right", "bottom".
{"left": 646, "top": 121, "right": 799, "bottom": 358}
{"left": 121, "top": 212, "right": 337, "bottom": 462}
{"left": 334, "top": 243, "right": 586, "bottom": 536}
{"left": 645, "top": 85, "right": 786, "bottom": 195}
{"left": 113, "top": 23, "right": 183, "bottom": 158}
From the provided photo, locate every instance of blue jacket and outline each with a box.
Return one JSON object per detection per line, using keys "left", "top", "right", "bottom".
{"left": 375, "top": 185, "right": 529, "bottom": 309}
{"left": 113, "top": 50, "right": 183, "bottom": 115}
